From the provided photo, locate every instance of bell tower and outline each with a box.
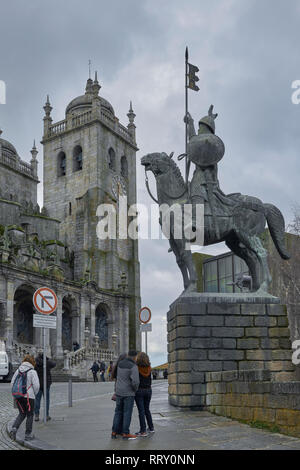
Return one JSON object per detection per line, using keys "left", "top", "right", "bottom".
{"left": 41, "top": 74, "right": 141, "bottom": 347}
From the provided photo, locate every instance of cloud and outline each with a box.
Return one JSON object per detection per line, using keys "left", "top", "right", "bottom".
{"left": 1, "top": 0, "right": 299, "bottom": 366}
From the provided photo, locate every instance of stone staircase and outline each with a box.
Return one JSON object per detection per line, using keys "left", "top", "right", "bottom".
{"left": 51, "top": 369, "right": 84, "bottom": 383}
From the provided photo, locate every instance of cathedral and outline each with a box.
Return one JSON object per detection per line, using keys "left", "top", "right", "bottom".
{"left": 0, "top": 74, "right": 141, "bottom": 377}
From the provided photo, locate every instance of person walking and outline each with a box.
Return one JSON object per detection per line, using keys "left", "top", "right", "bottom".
{"left": 111, "top": 350, "right": 139, "bottom": 440}
{"left": 107, "top": 361, "right": 114, "bottom": 381}
{"left": 10, "top": 355, "right": 40, "bottom": 441}
{"left": 99, "top": 361, "right": 106, "bottom": 382}
{"left": 134, "top": 352, "right": 154, "bottom": 436}
{"left": 34, "top": 352, "right": 56, "bottom": 422}
{"left": 90, "top": 361, "right": 100, "bottom": 382}
{"left": 73, "top": 341, "right": 80, "bottom": 352}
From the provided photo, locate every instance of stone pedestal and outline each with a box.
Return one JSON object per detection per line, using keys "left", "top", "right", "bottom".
{"left": 167, "top": 297, "right": 296, "bottom": 408}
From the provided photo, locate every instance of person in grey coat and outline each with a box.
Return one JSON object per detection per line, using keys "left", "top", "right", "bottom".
{"left": 111, "top": 350, "right": 139, "bottom": 440}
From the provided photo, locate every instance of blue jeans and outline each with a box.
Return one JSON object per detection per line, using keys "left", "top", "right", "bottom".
{"left": 112, "top": 396, "right": 135, "bottom": 435}
{"left": 34, "top": 388, "right": 50, "bottom": 417}
{"left": 135, "top": 389, "right": 153, "bottom": 432}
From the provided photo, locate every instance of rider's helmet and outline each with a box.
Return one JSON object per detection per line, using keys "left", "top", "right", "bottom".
{"left": 198, "top": 105, "right": 218, "bottom": 134}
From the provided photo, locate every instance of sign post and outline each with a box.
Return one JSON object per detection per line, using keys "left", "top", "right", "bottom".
{"left": 33, "top": 287, "right": 57, "bottom": 425}
{"left": 139, "top": 307, "right": 152, "bottom": 355}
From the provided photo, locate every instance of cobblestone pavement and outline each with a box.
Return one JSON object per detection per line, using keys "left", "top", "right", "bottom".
{"left": 0, "top": 381, "right": 115, "bottom": 450}
{"left": 0, "top": 383, "right": 27, "bottom": 450}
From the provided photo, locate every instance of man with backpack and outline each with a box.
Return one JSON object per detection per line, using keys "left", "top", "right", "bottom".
{"left": 10, "top": 355, "right": 40, "bottom": 441}
{"left": 34, "top": 352, "right": 56, "bottom": 421}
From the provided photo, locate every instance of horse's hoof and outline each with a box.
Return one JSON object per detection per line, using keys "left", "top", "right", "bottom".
{"left": 181, "top": 283, "right": 198, "bottom": 295}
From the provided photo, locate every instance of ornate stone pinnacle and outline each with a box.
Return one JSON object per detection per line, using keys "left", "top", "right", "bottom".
{"left": 92, "top": 71, "right": 101, "bottom": 96}
{"left": 43, "top": 95, "right": 52, "bottom": 117}
{"left": 127, "top": 101, "right": 136, "bottom": 124}
{"left": 31, "top": 140, "right": 38, "bottom": 160}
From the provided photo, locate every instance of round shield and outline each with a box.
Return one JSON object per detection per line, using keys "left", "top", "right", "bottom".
{"left": 188, "top": 133, "right": 225, "bottom": 167}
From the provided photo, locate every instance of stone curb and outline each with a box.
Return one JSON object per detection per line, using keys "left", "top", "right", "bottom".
{"left": 6, "top": 420, "right": 61, "bottom": 451}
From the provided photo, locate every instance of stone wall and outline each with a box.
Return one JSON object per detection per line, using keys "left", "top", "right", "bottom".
{"left": 206, "top": 369, "right": 300, "bottom": 438}
{"left": 0, "top": 163, "right": 38, "bottom": 205}
{"left": 167, "top": 299, "right": 297, "bottom": 408}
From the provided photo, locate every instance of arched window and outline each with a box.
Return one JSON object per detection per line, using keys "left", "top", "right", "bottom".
{"left": 13, "top": 284, "right": 35, "bottom": 345}
{"left": 108, "top": 147, "right": 116, "bottom": 171}
{"left": 58, "top": 151, "right": 66, "bottom": 177}
{"left": 121, "top": 156, "right": 128, "bottom": 178}
{"left": 73, "top": 145, "right": 83, "bottom": 172}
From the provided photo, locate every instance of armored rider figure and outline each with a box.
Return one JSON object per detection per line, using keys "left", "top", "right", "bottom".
{"left": 184, "top": 105, "right": 234, "bottom": 239}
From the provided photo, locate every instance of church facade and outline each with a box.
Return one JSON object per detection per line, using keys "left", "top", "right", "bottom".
{"left": 0, "top": 75, "right": 141, "bottom": 370}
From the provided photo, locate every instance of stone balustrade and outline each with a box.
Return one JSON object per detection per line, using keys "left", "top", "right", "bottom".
{"left": 45, "top": 108, "right": 135, "bottom": 145}
{"left": 49, "top": 119, "right": 67, "bottom": 136}
{"left": 64, "top": 345, "right": 114, "bottom": 370}
{"left": 0, "top": 151, "right": 34, "bottom": 178}
{"left": 11, "top": 341, "right": 39, "bottom": 364}
{"left": 72, "top": 110, "right": 92, "bottom": 128}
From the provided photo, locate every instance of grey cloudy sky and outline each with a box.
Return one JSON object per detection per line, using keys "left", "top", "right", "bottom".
{"left": 1, "top": 0, "right": 300, "bottom": 366}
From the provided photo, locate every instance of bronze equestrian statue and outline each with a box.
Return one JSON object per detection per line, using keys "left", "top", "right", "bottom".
{"left": 141, "top": 106, "right": 290, "bottom": 295}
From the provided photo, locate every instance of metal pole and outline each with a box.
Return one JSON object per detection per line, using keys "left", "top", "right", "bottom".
{"left": 68, "top": 378, "right": 72, "bottom": 407}
{"left": 145, "top": 331, "right": 148, "bottom": 355}
{"left": 43, "top": 327, "right": 47, "bottom": 424}
{"left": 185, "top": 46, "right": 189, "bottom": 188}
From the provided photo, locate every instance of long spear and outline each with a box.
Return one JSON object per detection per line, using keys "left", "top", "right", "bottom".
{"left": 185, "top": 47, "right": 189, "bottom": 188}
{"left": 184, "top": 47, "right": 200, "bottom": 187}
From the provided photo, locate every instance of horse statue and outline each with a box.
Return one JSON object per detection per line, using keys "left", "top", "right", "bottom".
{"left": 141, "top": 107, "right": 290, "bottom": 295}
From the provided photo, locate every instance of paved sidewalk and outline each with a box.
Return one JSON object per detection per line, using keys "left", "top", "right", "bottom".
{"left": 7, "top": 381, "right": 300, "bottom": 450}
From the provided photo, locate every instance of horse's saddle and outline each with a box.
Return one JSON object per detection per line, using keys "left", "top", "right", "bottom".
{"left": 199, "top": 189, "right": 263, "bottom": 218}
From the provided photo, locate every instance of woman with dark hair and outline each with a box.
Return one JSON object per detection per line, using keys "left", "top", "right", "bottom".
{"left": 134, "top": 352, "right": 154, "bottom": 436}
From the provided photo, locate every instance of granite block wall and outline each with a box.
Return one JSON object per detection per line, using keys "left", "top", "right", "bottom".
{"left": 167, "top": 300, "right": 297, "bottom": 408}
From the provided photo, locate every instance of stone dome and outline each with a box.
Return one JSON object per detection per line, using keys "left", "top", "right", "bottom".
{"left": 0, "top": 137, "right": 18, "bottom": 157}
{"left": 65, "top": 94, "right": 115, "bottom": 116}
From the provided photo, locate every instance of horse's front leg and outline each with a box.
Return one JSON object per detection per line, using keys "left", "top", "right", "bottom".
{"left": 182, "top": 249, "right": 198, "bottom": 292}
{"left": 169, "top": 237, "right": 190, "bottom": 290}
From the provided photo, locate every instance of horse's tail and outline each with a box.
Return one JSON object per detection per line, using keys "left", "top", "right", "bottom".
{"left": 264, "top": 203, "right": 290, "bottom": 260}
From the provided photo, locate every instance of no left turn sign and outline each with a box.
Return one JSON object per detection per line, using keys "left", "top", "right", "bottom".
{"left": 33, "top": 287, "right": 58, "bottom": 315}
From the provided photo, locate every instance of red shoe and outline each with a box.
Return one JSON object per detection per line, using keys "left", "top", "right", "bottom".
{"left": 122, "top": 433, "right": 137, "bottom": 440}
{"left": 111, "top": 432, "right": 117, "bottom": 439}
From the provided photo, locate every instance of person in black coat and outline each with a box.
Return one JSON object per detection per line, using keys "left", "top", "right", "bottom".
{"left": 34, "top": 352, "right": 56, "bottom": 421}
{"left": 90, "top": 361, "right": 100, "bottom": 382}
